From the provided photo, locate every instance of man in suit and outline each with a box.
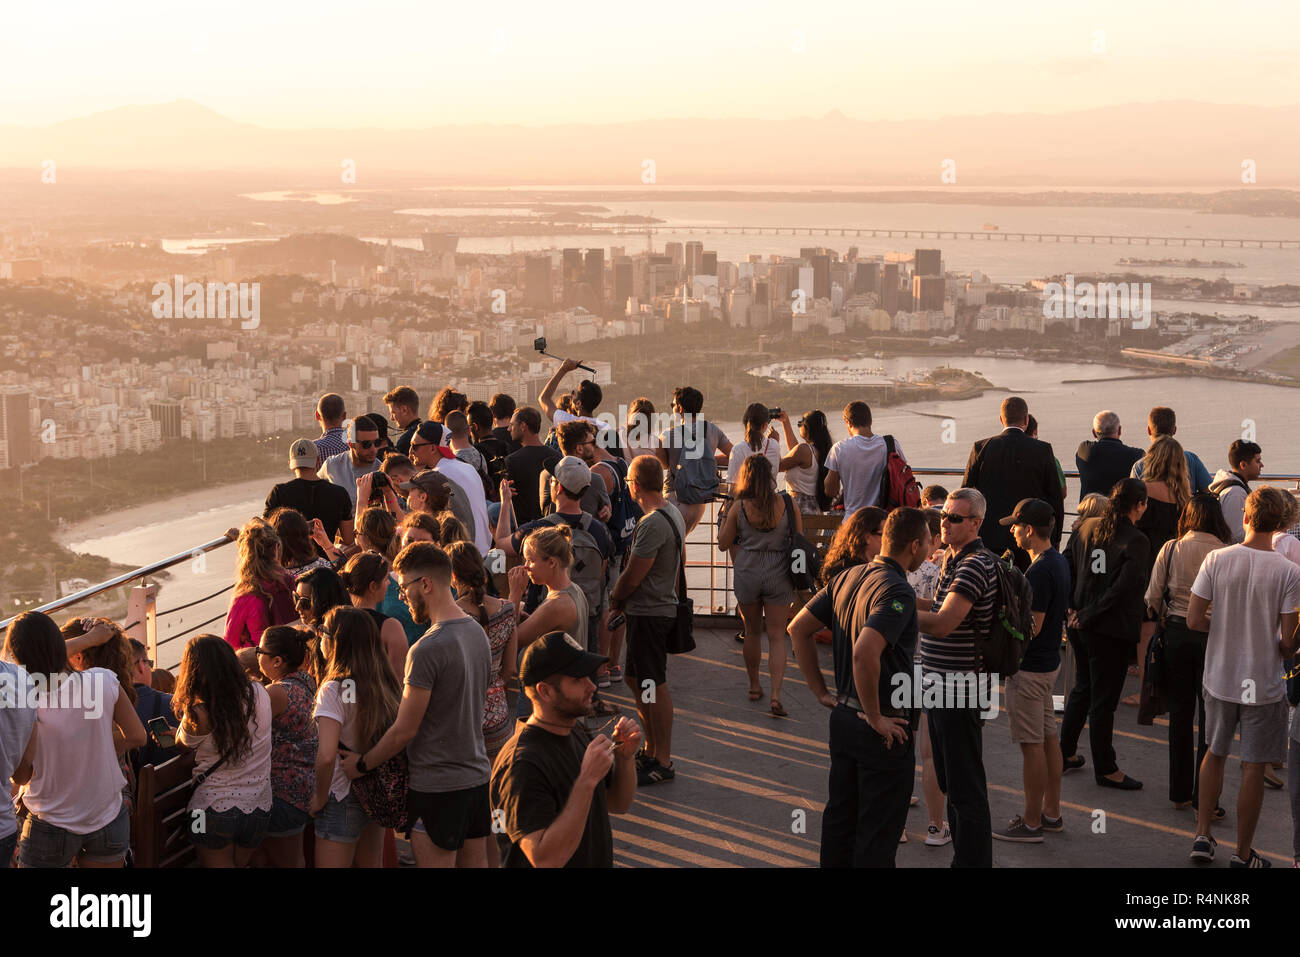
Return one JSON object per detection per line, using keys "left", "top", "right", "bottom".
{"left": 1075, "top": 410, "right": 1144, "bottom": 498}
{"left": 960, "top": 396, "right": 1064, "bottom": 567}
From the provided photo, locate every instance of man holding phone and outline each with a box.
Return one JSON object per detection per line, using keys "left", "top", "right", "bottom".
{"left": 129, "top": 638, "right": 180, "bottom": 771}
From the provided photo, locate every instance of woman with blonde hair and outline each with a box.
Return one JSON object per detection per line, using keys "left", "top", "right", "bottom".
{"left": 224, "top": 518, "right": 297, "bottom": 650}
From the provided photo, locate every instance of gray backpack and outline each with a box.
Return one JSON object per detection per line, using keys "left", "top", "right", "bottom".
{"left": 542, "top": 512, "right": 605, "bottom": 613}
{"left": 672, "top": 420, "right": 719, "bottom": 505}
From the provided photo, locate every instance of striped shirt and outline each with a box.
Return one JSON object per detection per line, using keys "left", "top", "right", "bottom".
{"left": 919, "top": 539, "right": 997, "bottom": 674}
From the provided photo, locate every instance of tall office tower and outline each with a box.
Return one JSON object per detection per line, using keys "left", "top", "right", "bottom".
{"left": 914, "top": 248, "right": 942, "bottom": 277}
{"left": 583, "top": 248, "right": 605, "bottom": 311}
{"left": 562, "top": 248, "right": 582, "bottom": 304}
{"left": 665, "top": 242, "right": 683, "bottom": 266}
{"left": 0, "top": 390, "right": 32, "bottom": 468}
{"left": 881, "top": 263, "right": 900, "bottom": 316}
{"left": 811, "top": 254, "right": 831, "bottom": 300}
{"left": 846, "top": 246, "right": 859, "bottom": 262}
{"left": 525, "top": 256, "right": 553, "bottom": 309}
{"left": 613, "top": 260, "right": 634, "bottom": 315}
{"left": 751, "top": 280, "right": 772, "bottom": 329}
{"left": 913, "top": 274, "right": 945, "bottom": 311}
{"left": 854, "top": 261, "right": 880, "bottom": 294}
{"left": 148, "top": 400, "right": 183, "bottom": 440}
{"left": 799, "top": 247, "right": 818, "bottom": 261}
{"left": 684, "top": 241, "right": 703, "bottom": 276}
{"left": 701, "top": 251, "right": 717, "bottom": 276}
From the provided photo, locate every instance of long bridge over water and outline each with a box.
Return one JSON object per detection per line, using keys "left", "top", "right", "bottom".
{"left": 601, "top": 224, "right": 1300, "bottom": 248}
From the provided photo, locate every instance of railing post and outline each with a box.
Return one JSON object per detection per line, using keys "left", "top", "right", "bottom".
{"left": 126, "top": 581, "right": 158, "bottom": 664}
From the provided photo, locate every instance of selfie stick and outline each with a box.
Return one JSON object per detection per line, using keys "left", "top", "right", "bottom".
{"left": 539, "top": 349, "right": 595, "bottom": 374}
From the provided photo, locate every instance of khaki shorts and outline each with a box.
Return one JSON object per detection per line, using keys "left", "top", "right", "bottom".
{"left": 1005, "top": 668, "right": 1058, "bottom": 745}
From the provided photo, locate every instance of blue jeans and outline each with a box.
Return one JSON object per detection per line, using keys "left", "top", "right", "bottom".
{"left": 18, "top": 801, "right": 131, "bottom": 867}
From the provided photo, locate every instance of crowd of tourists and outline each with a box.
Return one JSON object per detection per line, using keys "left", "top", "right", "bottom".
{"left": 2, "top": 362, "right": 1298, "bottom": 870}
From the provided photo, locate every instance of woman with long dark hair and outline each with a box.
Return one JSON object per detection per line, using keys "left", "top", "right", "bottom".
{"left": 718, "top": 455, "right": 804, "bottom": 716}
{"left": 268, "top": 507, "right": 332, "bottom": 579}
{"left": 1145, "top": 493, "right": 1232, "bottom": 811}
{"left": 311, "top": 606, "right": 401, "bottom": 868}
{"left": 6, "top": 612, "right": 146, "bottom": 868}
{"left": 1063, "top": 478, "right": 1150, "bottom": 791}
{"left": 293, "top": 565, "right": 350, "bottom": 681}
{"left": 173, "top": 633, "right": 273, "bottom": 867}
{"left": 224, "top": 518, "right": 297, "bottom": 649}
{"left": 779, "top": 409, "right": 833, "bottom": 514}
{"left": 358, "top": 506, "right": 423, "bottom": 644}
{"left": 255, "top": 625, "right": 318, "bottom": 867}
{"left": 819, "top": 506, "right": 888, "bottom": 586}
{"left": 727, "top": 402, "right": 782, "bottom": 489}
{"left": 339, "top": 550, "right": 412, "bottom": 676}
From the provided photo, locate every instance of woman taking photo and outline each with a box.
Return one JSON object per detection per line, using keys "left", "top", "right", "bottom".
{"left": 6, "top": 612, "right": 146, "bottom": 868}
{"left": 718, "top": 455, "right": 803, "bottom": 716}
{"left": 339, "top": 551, "right": 411, "bottom": 676}
{"left": 727, "top": 402, "right": 782, "bottom": 490}
{"left": 1145, "top": 494, "right": 1232, "bottom": 811}
{"left": 224, "top": 518, "right": 297, "bottom": 650}
{"left": 255, "top": 625, "right": 318, "bottom": 868}
{"left": 505, "top": 524, "right": 587, "bottom": 721}
{"left": 311, "top": 606, "right": 401, "bottom": 868}
{"left": 1063, "top": 478, "right": 1151, "bottom": 791}
{"left": 173, "top": 633, "right": 274, "bottom": 867}
{"left": 779, "top": 409, "right": 833, "bottom": 515}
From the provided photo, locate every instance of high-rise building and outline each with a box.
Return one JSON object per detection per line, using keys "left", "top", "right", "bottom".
{"left": 148, "top": 400, "right": 183, "bottom": 440}
{"left": 701, "top": 251, "right": 717, "bottom": 276}
{"left": 914, "top": 249, "right": 942, "bottom": 277}
{"left": 854, "top": 262, "right": 879, "bottom": 294}
{"left": 913, "top": 274, "right": 945, "bottom": 311}
{"left": 525, "top": 256, "right": 552, "bottom": 309}
{"left": 881, "top": 263, "right": 900, "bottom": 316}
{"left": 583, "top": 248, "right": 604, "bottom": 310}
{"left": 613, "top": 260, "right": 634, "bottom": 315}
{"left": 799, "top": 247, "right": 818, "bottom": 261}
{"left": 562, "top": 248, "right": 582, "bottom": 305}
{"left": 685, "top": 241, "right": 703, "bottom": 276}
{"left": 0, "top": 390, "right": 32, "bottom": 468}
{"left": 665, "top": 242, "right": 683, "bottom": 266}
{"left": 811, "top": 254, "right": 831, "bottom": 300}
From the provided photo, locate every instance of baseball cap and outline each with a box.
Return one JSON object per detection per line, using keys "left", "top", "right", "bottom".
{"left": 553, "top": 456, "right": 591, "bottom": 497}
{"left": 519, "top": 631, "right": 609, "bottom": 687}
{"left": 398, "top": 469, "right": 454, "bottom": 497}
{"left": 998, "top": 498, "right": 1055, "bottom": 528}
{"left": 289, "top": 437, "right": 317, "bottom": 469}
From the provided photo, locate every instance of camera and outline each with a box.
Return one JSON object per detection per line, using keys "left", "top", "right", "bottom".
{"left": 534, "top": 336, "right": 547, "bottom": 352}
{"left": 767, "top": 407, "right": 782, "bottom": 419}
{"left": 369, "top": 471, "right": 390, "bottom": 503}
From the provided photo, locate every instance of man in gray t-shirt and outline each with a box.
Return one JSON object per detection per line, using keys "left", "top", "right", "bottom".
{"left": 610, "top": 455, "right": 686, "bottom": 788}
{"left": 317, "top": 417, "right": 382, "bottom": 508}
{"left": 342, "top": 542, "right": 492, "bottom": 867}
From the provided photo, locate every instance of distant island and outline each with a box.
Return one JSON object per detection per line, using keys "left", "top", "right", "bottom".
{"left": 1117, "top": 257, "right": 1245, "bottom": 268}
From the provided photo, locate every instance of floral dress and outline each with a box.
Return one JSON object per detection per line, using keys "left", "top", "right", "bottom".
{"left": 482, "top": 602, "right": 516, "bottom": 760}
{"left": 271, "top": 670, "right": 319, "bottom": 814}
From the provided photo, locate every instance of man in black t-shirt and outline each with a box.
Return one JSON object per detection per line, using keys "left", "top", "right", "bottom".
{"left": 505, "top": 406, "right": 561, "bottom": 524}
{"left": 489, "top": 631, "right": 641, "bottom": 868}
{"left": 264, "top": 437, "right": 356, "bottom": 548}
{"left": 789, "top": 507, "right": 933, "bottom": 867}
{"left": 490, "top": 392, "right": 520, "bottom": 454}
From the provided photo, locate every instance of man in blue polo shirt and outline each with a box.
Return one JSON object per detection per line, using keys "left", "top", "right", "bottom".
{"left": 789, "top": 507, "right": 934, "bottom": 867}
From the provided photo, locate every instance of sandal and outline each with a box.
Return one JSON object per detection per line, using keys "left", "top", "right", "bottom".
{"left": 770, "top": 699, "right": 787, "bottom": 717}
{"left": 748, "top": 688, "right": 764, "bottom": 701}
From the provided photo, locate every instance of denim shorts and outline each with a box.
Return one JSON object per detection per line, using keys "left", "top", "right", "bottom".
{"left": 186, "top": 805, "right": 271, "bottom": 850}
{"left": 314, "top": 789, "right": 369, "bottom": 843}
{"left": 18, "top": 800, "right": 130, "bottom": 867}
{"left": 267, "top": 796, "right": 312, "bottom": 838}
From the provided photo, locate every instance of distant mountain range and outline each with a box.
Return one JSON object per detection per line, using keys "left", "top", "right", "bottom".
{"left": 2, "top": 99, "right": 1299, "bottom": 185}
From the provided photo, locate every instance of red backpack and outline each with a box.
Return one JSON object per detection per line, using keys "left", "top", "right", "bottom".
{"left": 878, "top": 435, "right": 921, "bottom": 510}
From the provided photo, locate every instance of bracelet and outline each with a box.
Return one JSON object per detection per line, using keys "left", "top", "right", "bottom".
{"left": 356, "top": 754, "right": 369, "bottom": 775}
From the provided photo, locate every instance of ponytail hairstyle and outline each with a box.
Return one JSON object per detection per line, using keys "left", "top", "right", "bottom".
{"left": 357, "top": 506, "right": 399, "bottom": 560}
{"left": 735, "top": 454, "right": 779, "bottom": 529}
{"left": 523, "top": 523, "right": 574, "bottom": 569}
{"left": 260, "top": 625, "right": 312, "bottom": 676}
{"left": 339, "top": 551, "right": 391, "bottom": 600}
{"left": 742, "top": 402, "right": 770, "bottom": 453}
{"left": 1096, "top": 478, "right": 1148, "bottom": 545}
{"left": 447, "top": 540, "right": 490, "bottom": 627}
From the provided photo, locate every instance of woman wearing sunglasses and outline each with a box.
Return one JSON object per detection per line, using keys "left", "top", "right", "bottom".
{"left": 293, "top": 566, "right": 350, "bottom": 681}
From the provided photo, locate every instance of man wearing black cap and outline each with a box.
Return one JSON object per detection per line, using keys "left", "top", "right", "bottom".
{"left": 489, "top": 631, "right": 641, "bottom": 868}
{"left": 788, "top": 507, "right": 933, "bottom": 866}
{"left": 994, "top": 499, "right": 1070, "bottom": 844}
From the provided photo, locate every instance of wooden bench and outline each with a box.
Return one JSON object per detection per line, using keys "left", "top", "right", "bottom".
{"left": 132, "top": 750, "right": 198, "bottom": 868}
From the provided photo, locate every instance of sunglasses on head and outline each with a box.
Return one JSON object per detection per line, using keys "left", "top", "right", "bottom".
{"left": 940, "top": 511, "right": 970, "bottom": 524}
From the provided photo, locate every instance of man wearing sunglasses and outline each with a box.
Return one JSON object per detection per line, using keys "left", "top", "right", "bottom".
{"left": 317, "top": 417, "right": 382, "bottom": 509}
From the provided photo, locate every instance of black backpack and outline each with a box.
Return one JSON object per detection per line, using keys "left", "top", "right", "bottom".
{"left": 974, "top": 549, "right": 1036, "bottom": 678}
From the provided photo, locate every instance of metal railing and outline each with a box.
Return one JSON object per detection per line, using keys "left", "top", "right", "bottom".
{"left": 7, "top": 468, "right": 1300, "bottom": 649}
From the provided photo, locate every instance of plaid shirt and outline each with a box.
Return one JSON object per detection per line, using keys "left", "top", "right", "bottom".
{"left": 313, "top": 427, "right": 349, "bottom": 468}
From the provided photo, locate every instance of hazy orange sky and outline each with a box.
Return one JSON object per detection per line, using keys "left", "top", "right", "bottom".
{"left": 2, "top": 0, "right": 1296, "bottom": 128}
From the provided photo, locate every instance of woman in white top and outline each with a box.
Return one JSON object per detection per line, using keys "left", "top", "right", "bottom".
{"left": 174, "top": 633, "right": 273, "bottom": 868}
{"left": 726, "top": 403, "right": 783, "bottom": 489}
{"left": 5, "top": 612, "right": 146, "bottom": 868}
{"left": 778, "top": 410, "right": 833, "bottom": 515}
{"left": 623, "top": 396, "right": 661, "bottom": 462}
{"left": 311, "top": 606, "right": 401, "bottom": 868}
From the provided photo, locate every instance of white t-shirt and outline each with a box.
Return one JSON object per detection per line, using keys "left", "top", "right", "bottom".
{"left": 23, "top": 668, "right": 126, "bottom": 834}
{"left": 1191, "top": 544, "right": 1300, "bottom": 705}
{"left": 784, "top": 441, "right": 819, "bottom": 499}
{"left": 178, "top": 680, "right": 273, "bottom": 814}
{"left": 726, "top": 436, "right": 782, "bottom": 488}
{"left": 314, "top": 679, "right": 359, "bottom": 801}
{"left": 552, "top": 409, "right": 609, "bottom": 431}
{"left": 1274, "top": 531, "right": 1300, "bottom": 568}
{"left": 434, "top": 456, "right": 492, "bottom": 555}
{"left": 825, "top": 433, "right": 898, "bottom": 516}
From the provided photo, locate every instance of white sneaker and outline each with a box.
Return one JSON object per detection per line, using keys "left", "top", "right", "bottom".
{"left": 925, "top": 822, "right": 952, "bottom": 846}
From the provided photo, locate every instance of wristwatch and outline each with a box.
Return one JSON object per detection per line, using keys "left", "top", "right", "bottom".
{"left": 356, "top": 754, "right": 370, "bottom": 775}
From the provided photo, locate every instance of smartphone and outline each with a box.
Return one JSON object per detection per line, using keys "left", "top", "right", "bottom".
{"left": 147, "top": 716, "right": 177, "bottom": 750}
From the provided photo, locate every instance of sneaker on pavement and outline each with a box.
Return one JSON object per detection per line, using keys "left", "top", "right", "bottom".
{"left": 1189, "top": 834, "right": 1217, "bottom": 863}
{"left": 637, "top": 759, "right": 675, "bottom": 786}
{"left": 1040, "top": 814, "right": 1064, "bottom": 833}
{"left": 993, "top": 815, "right": 1044, "bottom": 844}
{"left": 924, "top": 823, "right": 952, "bottom": 846}
{"left": 1230, "top": 849, "right": 1271, "bottom": 868}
